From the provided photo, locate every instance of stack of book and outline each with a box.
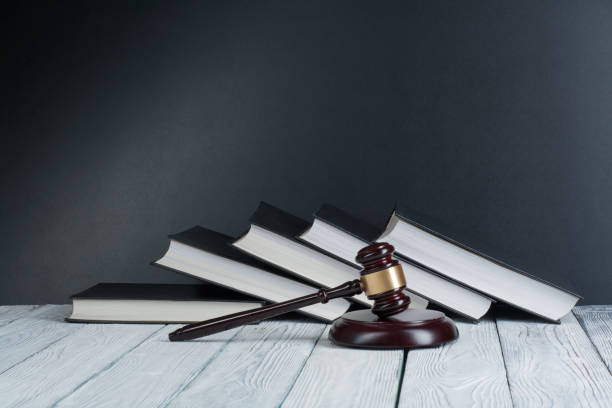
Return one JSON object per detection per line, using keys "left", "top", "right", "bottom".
{"left": 68, "top": 202, "right": 580, "bottom": 323}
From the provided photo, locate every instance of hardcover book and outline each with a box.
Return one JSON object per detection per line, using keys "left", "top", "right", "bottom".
{"left": 299, "top": 204, "right": 493, "bottom": 320}
{"left": 154, "top": 226, "right": 350, "bottom": 321}
{"left": 233, "top": 202, "right": 428, "bottom": 309}
{"left": 379, "top": 204, "right": 580, "bottom": 321}
{"left": 67, "top": 283, "right": 266, "bottom": 323}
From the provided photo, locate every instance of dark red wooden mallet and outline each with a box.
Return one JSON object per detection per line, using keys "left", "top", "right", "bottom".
{"left": 169, "top": 242, "right": 458, "bottom": 348}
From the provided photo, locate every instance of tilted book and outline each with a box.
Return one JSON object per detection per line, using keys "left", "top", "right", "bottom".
{"left": 379, "top": 204, "right": 580, "bottom": 321}
{"left": 233, "top": 202, "right": 428, "bottom": 309}
{"left": 299, "top": 204, "right": 492, "bottom": 320}
{"left": 154, "top": 226, "right": 350, "bottom": 322}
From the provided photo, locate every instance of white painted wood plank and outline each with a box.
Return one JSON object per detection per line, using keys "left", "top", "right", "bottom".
{"left": 0, "top": 305, "right": 38, "bottom": 327}
{"left": 0, "top": 304, "right": 80, "bottom": 374}
{"left": 55, "top": 325, "right": 242, "bottom": 408}
{"left": 0, "top": 323, "right": 162, "bottom": 407}
{"left": 576, "top": 305, "right": 612, "bottom": 312}
{"left": 168, "top": 321, "right": 326, "bottom": 408}
{"left": 282, "top": 326, "right": 402, "bottom": 408}
{"left": 398, "top": 318, "right": 512, "bottom": 408}
{"left": 574, "top": 307, "right": 612, "bottom": 372}
{"left": 497, "top": 311, "right": 612, "bottom": 407}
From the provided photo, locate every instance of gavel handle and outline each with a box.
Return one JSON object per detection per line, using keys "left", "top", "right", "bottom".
{"left": 169, "top": 279, "right": 363, "bottom": 341}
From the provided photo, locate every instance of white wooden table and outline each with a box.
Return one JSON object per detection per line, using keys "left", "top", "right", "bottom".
{"left": 0, "top": 305, "right": 610, "bottom": 407}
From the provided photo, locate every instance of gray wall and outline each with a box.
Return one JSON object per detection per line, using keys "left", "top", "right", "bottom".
{"left": 3, "top": 1, "right": 611, "bottom": 304}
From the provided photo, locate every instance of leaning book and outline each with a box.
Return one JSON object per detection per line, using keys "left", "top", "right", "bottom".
{"left": 299, "top": 203, "right": 493, "bottom": 320}
{"left": 233, "top": 202, "right": 429, "bottom": 309}
{"left": 154, "top": 226, "right": 351, "bottom": 321}
{"left": 379, "top": 205, "right": 580, "bottom": 321}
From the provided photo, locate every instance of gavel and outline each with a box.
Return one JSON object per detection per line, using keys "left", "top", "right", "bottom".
{"left": 169, "top": 243, "right": 458, "bottom": 348}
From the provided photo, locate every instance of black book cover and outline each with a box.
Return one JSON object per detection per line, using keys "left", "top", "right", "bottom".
{"left": 248, "top": 201, "right": 311, "bottom": 240}
{"left": 71, "top": 283, "right": 261, "bottom": 302}
{"left": 309, "top": 203, "right": 494, "bottom": 319}
{"left": 153, "top": 225, "right": 316, "bottom": 297}
{"left": 246, "top": 201, "right": 360, "bottom": 269}
{"left": 67, "top": 283, "right": 266, "bottom": 323}
{"left": 167, "top": 226, "right": 281, "bottom": 272}
{"left": 313, "top": 203, "right": 381, "bottom": 244}
{"left": 390, "top": 203, "right": 581, "bottom": 299}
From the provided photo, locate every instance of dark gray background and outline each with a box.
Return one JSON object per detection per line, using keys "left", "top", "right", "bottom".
{"left": 3, "top": 1, "right": 611, "bottom": 304}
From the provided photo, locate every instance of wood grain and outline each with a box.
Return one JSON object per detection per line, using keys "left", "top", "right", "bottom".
{"left": 496, "top": 310, "right": 612, "bottom": 407}
{"left": 0, "top": 323, "right": 162, "bottom": 407}
{"left": 167, "top": 321, "right": 325, "bottom": 408}
{"left": 1, "top": 305, "right": 612, "bottom": 407}
{"left": 398, "top": 317, "right": 512, "bottom": 408}
{"left": 282, "top": 326, "right": 403, "bottom": 408}
{"left": 0, "top": 305, "right": 37, "bottom": 327}
{"left": 56, "top": 325, "right": 242, "bottom": 408}
{"left": 574, "top": 306, "right": 612, "bottom": 372}
{"left": 575, "top": 305, "right": 612, "bottom": 312}
{"left": 0, "top": 305, "right": 80, "bottom": 374}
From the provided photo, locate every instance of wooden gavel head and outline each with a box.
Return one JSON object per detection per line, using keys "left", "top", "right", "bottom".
{"left": 356, "top": 242, "right": 411, "bottom": 317}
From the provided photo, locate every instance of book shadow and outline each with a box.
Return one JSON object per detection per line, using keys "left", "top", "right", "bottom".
{"left": 491, "top": 304, "right": 556, "bottom": 324}
{"left": 425, "top": 304, "right": 554, "bottom": 325}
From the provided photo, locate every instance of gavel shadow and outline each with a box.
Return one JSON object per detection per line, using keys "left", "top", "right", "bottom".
{"left": 163, "top": 313, "right": 327, "bottom": 344}
{"left": 222, "top": 313, "right": 329, "bottom": 343}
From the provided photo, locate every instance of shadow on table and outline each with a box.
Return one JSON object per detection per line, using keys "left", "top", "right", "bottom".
{"left": 425, "top": 303, "right": 555, "bottom": 325}
{"left": 491, "top": 304, "right": 557, "bottom": 324}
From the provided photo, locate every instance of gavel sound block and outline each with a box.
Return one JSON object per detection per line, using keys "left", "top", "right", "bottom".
{"left": 169, "top": 243, "right": 458, "bottom": 349}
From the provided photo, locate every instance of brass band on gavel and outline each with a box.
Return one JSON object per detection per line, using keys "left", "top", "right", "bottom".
{"left": 360, "top": 264, "right": 406, "bottom": 296}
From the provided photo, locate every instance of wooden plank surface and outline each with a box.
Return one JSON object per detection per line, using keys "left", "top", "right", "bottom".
{"left": 0, "top": 305, "right": 611, "bottom": 407}
{"left": 574, "top": 306, "right": 612, "bottom": 372}
{"left": 0, "top": 305, "right": 37, "bottom": 327}
{"left": 496, "top": 310, "right": 612, "bottom": 407}
{"left": 281, "top": 326, "right": 403, "bottom": 408}
{"left": 168, "top": 321, "right": 326, "bottom": 408}
{"left": 576, "top": 306, "right": 612, "bottom": 311}
{"left": 398, "top": 317, "right": 512, "bottom": 408}
{"left": 0, "top": 323, "right": 162, "bottom": 407}
{"left": 0, "top": 304, "right": 80, "bottom": 374}
{"left": 56, "top": 325, "right": 242, "bottom": 408}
